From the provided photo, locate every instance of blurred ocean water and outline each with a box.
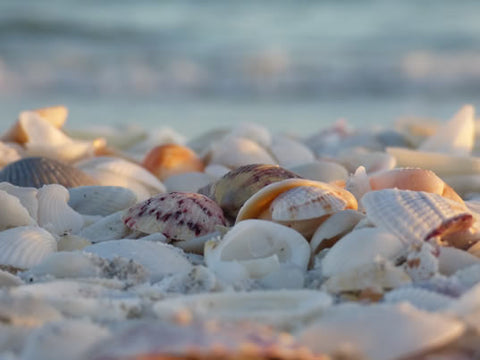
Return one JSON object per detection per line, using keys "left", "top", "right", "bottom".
{"left": 0, "top": 0, "right": 479, "bottom": 137}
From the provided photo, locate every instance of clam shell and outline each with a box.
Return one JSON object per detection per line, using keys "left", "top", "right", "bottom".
{"left": 0, "top": 226, "right": 57, "bottom": 270}
{"left": 153, "top": 289, "right": 332, "bottom": 331}
{"left": 68, "top": 185, "right": 137, "bottom": 216}
{"left": 122, "top": 192, "right": 226, "bottom": 241}
{"left": 0, "top": 182, "right": 39, "bottom": 220}
{"left": 37, "top": 184, "right": 84, "bottom": 235}
{"left": 298, "top": 303, "right": 464, "bottom": 360}
{"left": 0, "top": 189, "right": 36, "bottom": 230}
{"left": 0, "top": 156, "right": 97, "bottom": 188}
{"left": 210, "top": 163, "right": 301, "bottom": 219}
{"left": 361, "top": 189, "right": 474, "bottom": 244}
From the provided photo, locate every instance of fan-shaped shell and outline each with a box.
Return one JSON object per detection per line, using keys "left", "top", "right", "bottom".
{"left": 68, "top": 186, "right": 137, "bottom": 216}
{"left": 0, "top": 226, "right": 57, "bottom": 270}
{"left": 0, "top": 157, "right": 97, "bottom": 188}
{"left": 122, "top": 192, "right": 226, "bottom": 241}
{"left": 361, "top": 189, "right": 474, "bottom": 245}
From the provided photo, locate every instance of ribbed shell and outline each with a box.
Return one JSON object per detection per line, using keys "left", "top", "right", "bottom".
{"left": 0, "top": 157, "right": 96, "bottom": 188}
{"left": 362, "top": 189, "right": 473, "bottom": 244}
{"left": 122, "top": 192, "right": 226, "bottom": 241}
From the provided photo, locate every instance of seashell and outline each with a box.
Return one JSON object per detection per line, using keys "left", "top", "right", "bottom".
{"left": 37, "top": 184, "right": 84, "bottom": 235}
{"left": 230, "top": 122, "right": 272, "bottom": 148}
{"left": 76, "top": 156, "right": 166, "bottom": 201}
{"left": 298, "top": 303, "right": 465, "bottom": 360}
{"left": 0, "top": 156, "right": 97, "bottom": 188}
{"left": 0, "top": 189, "right": 36, "bottom": 230}
{"left": 0, "top": 141, "right": 22, "bottom": 167}
{"left": 22, "top": 319, "right": 111, "bottom": 360}
{"left": 403, "top": 242, "right": 439, "bottom": 282}
{"left": 204, "top": 220, "right": 310, "bottom": 285}
{"left": 236, "top": 178, "right": 358, "bottom": 239}
{"left": 57, "top": 234, "right": 92, "bottom": 251}
{"left": 438, "top": 246, "right": 480, "bottom": 276}
{"left": 0, "top": 182, "right": 39, "bottom": 220}
{"left": 369, "top": 167, "right": 463, "bottom": 204}
{"left": 268, "top": 134, "right": 315, "bottom": 167}
{"left": 337, "top": 147, "right": 396, "bottom": 174}
{"left": 153, "top": 289, "right": 332, "bottom": 331}
{"left": 79, "top": 210, "right": 133, "bottom": 243}
{"left": 361, "top": 189, "right": 474, "bottom": 245}
{"left": 322, "top": 259, "right": 411, "bottom": 295}
{"left": 207, "top": 136, "right": 276, "bottom": 169}
{"left": 447, "top": 282, "right": 480, "bottom": 333}
{"left": 0, "top": 269, "right": 23, "bottom": 287}
{"left": 419, "top": 104, "right": 475, "bottom": 156}
{"left": 209, "top": 163, "right": 301, "bottom": 219}
{"left": 345, "top": 165, "right": 371, "bottom": 208}
{"left": 453, "top": 264, "right": 480, "bottom": 290}
{"left": 203, "top": 163, "right": 230, "bottom": 179}
{"left": 142, "top": 143, "right": 204, "bottom": 181}
{"left": 394, "top": 116, "right": 440, "bottom": 146}
{"left": 0, "top": 226, "right": 57, "bottom": 270}
{"left": 288, "top": 160, "right": 349, "bottom": 183}
{"left": 84, "top": 239, "right": 192, "bottom": 282}
{"left": 163, "top": 171, "right": 212, "bottom": 193}
{"left": 68, "top": 185, "right": 137, "bottom": 216}
{"left": 321, "top": 228, "right": 406, "bottom": 277}
{"left": 384, "top": 287, "right": 453, "bottom": 312}
{"left": 122, "top": 192, "right": 226, "bottom": 242}
{"left": 310, "top": 209, "right": 365, "bottom": 255}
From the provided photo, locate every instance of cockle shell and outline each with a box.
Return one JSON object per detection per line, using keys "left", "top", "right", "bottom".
{"left": 153, "top": 289, "right": 332, "bottom": 331}
{"left": 361, "top": 189, "right": 474, "bottom": 245}
{"left": 123, "top": 192, "right": 226, "bottom": 241}
{"left": 298, "top": 303, "right": 465, "bottom": 360}
{"left": 0, "top": 157, "right": 97, "bottom": 188}
{"left": 37, "top": 184, "right": 84, "bottom": 235}
{"left": 0, "top": 189, "right": 36, "bottom": 230}
{"left": 142, "top": 143, "right": 204, "bottom": 181}
{"left": 209, "top": 163, "right": 300, "bottom": 219}
{"left": 68, "top": 186, "right": 137, "bottom": 216}
{"left": 204, "top": 219, "right": 310, "bottom": 285}
{"left": 0, "top": 226, "right": 57, "bottom": 270}
{"left": 236, "top": 178, "right": 357, "bottom": 239}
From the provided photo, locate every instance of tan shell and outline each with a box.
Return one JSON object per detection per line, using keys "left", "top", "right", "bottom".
{"left": 236, "top": 178, "right": 358, "bottom": 239}
{"left": 122, "top": 192, "right": 226, "bottom": 241}
{"left": 209, "top": 164, "right": 301, "bottom": 219}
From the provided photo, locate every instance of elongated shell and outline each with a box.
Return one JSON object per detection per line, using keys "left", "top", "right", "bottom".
{"left": 0, "top": 157, "right": 97, "bottom": 188}
{"left": 123, "top": 192, "right": 226, "bottom": 241}
{"left": 209, "top": 163, "right": 300, "bottom": 219}
{"left": 0, "top": 226, "right": 57, "bottom": 270}
{"left": 68, "top": 186, "right": 137, "bottom": 216}
{"left": 361, "top": 189, "right": 474, "bottom": 245}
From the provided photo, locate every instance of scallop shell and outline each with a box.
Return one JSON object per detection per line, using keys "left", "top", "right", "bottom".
{"left": 288, "top": 160, "right": 349, "bottom": 183}
{"left": 153, "top": 289, "right": 332, "bottom": 331}
{"left": 384, "top": 287, "right": 453, "bottom": 312}
{"left": 37, "top": 184, "right": 84, "bottom": 235}
{"left": 0, "top": 182, "right": 39, "bottom": 220}
{"left": 298, "top": 303, "right": 464, "bottom": 360}
{"left": 68, "top": 186, "right": 137, "bottom": 216}
{"left": 361, "top": 189, "right": 474, "bottom": 245}
{"left": 122, "top": 192, "right": 226, "bottom": 241}
{"left": 0, "top": 157, "right": 97, "bottom": 188}
{"left": 209, "top": 163, "right": 301, "bottom": 219}
{"left": 0, "top": 226, "right": 57, "bottom": 270}
{"left": 142, "top": 143, "right": 204, "bottom": 181}
{"left": 0, "top": 189, "right": 36, "bottom": 230}
{"left": 205, "top": 219, "right": 310, "bottom": 285}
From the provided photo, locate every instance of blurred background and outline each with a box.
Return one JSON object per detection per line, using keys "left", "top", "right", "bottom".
{"left": 0, "top": 0, "right": 479, "bottom": 137}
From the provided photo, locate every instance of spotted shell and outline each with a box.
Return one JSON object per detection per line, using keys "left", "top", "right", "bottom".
{"left": 209, "top": 163, "right": 301, "bottom": 219}
{"left": 0, "top": 157, "right": 97, "bottom": 188}
{"left": 122, "top": 192, "right": 226, "bottom": 241}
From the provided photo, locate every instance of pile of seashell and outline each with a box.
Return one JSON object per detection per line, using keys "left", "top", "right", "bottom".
{"left": 2, "top": 104, "right": 480, "bottom": 359}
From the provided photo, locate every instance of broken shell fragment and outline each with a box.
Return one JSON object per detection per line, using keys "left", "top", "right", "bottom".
{"left": 122, "top": 192, "right": 226, "bottom": 241}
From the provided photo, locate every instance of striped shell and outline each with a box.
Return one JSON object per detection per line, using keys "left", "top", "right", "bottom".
{"left": 122, "top": 192, "right": 226, "bottom": 241}
{"left": 362, "top": 189, "right": 474, "bottom": 245}
{"left": 0, "top": 157, "right": 96, "bottom": 188}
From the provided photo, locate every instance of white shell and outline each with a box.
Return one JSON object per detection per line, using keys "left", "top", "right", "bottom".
{"left": 22, "top": 320, "right": 111, "bottom": 360}
{"left": 84, "top": 239, "right": 192, "bottom": 282}
{"left": 438, "top": 246, "right": 480, "bottom": 276}
{"left": 268, "top": 134, "right": 315, "bottom": 167}
{"left": 163, "top": 171, "right": 212, "bottom": 193}
{"left": 79, "top": 210, "right": 133, "bottom": 243}
{"left": 321, "top": 228, "right": 406, "bottom": 277}
{"left": 0, "top": 182, "right": 38, "bottom": 220}
{"left": 68, "top": 185, "right": 137, "bottom": 216}
{"left": 153, "top": 289, "right": 332, "bottom": 331}
{"left": 404, "top": 242, "right": 439, "bottom": 282}
{"left": 453, "top": 263, "right": 480, "bottom": 290}
{"left": 205, "top": 220, "right": 310, "bottom": 285}
{"left": 345, "top": 165, "right": 371, "bottom": 208}
{"left": 384, "top": 287, "right": 453, "bottom": 312}
{"left": 337, "top": 148, "right": 396, "bottom": 174}
{"left": 298, "top": 303, "right": 464, "bottom": 360}
{"left": 0, "top": 226, "right": 57, "bottom": 269}
{"left": 0, "top": 189, "right": 36, "bottom": 230}
{"left": 288, "top": 160, "right": 349, "bottom": 183}
{"left": 37, "top": 184, "right": 84, "bottom": 235}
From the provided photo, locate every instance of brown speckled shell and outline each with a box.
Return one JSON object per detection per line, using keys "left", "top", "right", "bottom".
{"left": 122, "top": 192, "right": 226, "bottom": 241}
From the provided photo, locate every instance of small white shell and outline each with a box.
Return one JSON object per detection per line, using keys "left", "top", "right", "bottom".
{"left": 37, "top": 184, "right": 84, "bottom": 235}
{"left": 79, "top": 210, "right": 133, "bottom": 243}
{"left": 438, "top": 246, "right": 480, "bottom": 276}
{"left": 0, "top": 189, "right": 36, "bottom": 230}
{"left": 345, "top": 165, "right": 371, "bottom": 208}
{"left": 0, "top": 182, "right": 38, "bottom": 220}
{"left": 0, "top": 226, "right": 57, "bottom": 270}
{"left": 384, "top": 287, "right": 453, "bottom": 312}
{"left": 404, "top": 242, "right": 439, "bottom": 282}
{"left": 153, "top": 289, "right": 332, "bottom": 331}
{"left": 68, "top": 186, "right": 137, "bottom": 216}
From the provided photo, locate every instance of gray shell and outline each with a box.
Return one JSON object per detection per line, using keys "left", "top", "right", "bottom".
{"left": 0, "top": 157, "right": 97, "bottom": 188}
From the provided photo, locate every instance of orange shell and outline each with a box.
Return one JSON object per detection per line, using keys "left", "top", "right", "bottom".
{"left": 143, "top": 144, "right": 205, "bottom": 181}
